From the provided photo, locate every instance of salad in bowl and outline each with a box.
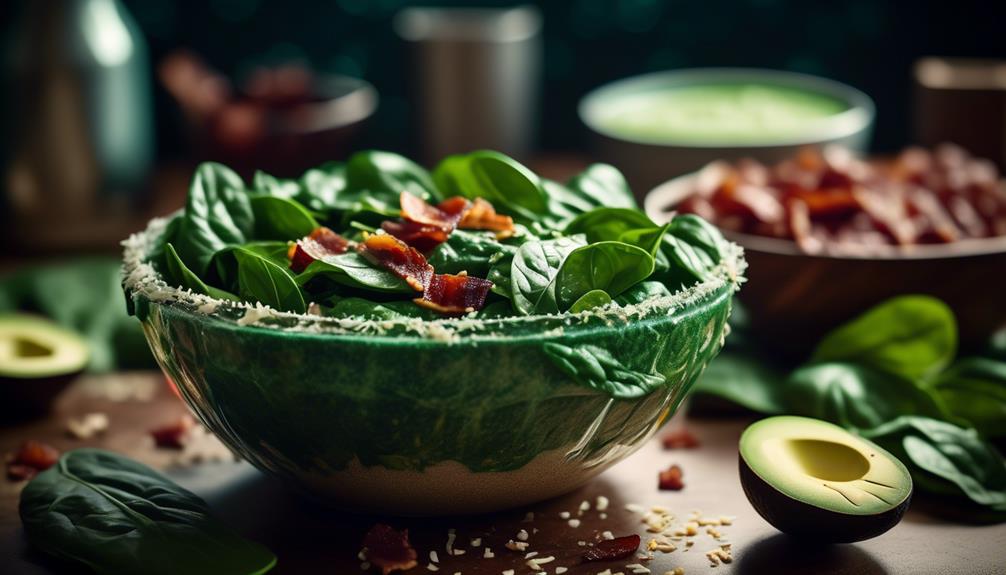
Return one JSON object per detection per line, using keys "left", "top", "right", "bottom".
{"left": 122, "top": 150, "right": 744, "bottom": 514}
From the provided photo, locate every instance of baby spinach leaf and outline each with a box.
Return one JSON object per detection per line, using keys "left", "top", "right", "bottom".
{"left": 163, "top": 244, "right": 239, "bottom": 301}
{"left": 543, "top": 342, "right": 665, "bottom": 398}
{"left": 784, "top": 362, "right": 950, "bottom": 431}
{"left": 234, "top": 248, "right": 305, "bottom": 313}
{"left": 620, "top": 222, "right": 672, "bottom": 257}
{"left": 555, "top": 241, "right": 655, "bottom": 310}
{"left": 510, "top": 236, "right": 586, "bottom": 315}
{"left": 862, "top": 416, "right": 1006, "bottom": 514}
{"left": 487, "top": 251, "right": 515, "bottom": 299}
{"left": 931, "top": 358, "right": 1006, "bottom": 438}
{"left": 252, "top": 170, "right": 299, "bottom": 199}
{"left": 694, "top": 350, "right": 789, "bottom": 414}
{"left": 249, "top": 196, "right": 318, "bottom": 241}
{"left": 19, "top": 449, "right": 277, "bottom": 575}
{"left": 565, "top": 163, "right": 637, "bottom": 209}
{"left": 654, "top": 214, "right": 726, "bottom": 288}
{"left": 564, "top": 208, "right": 656, "bottom": 243}
{"left": 426, "top": 230, "right": 515, "bottom": 276}
{"left": 212, "top": 242, "right": 290, "bottom": 292}
{"left": 433, "top": 151, "right": 547, "bottom": 222}
{"left": 613, "top": 281, "right": 672, "bottom": 305}
{"left": 569, "top": 289, "right": 612, "bottom": 313}
{"left": 296, "top": 252, "right": 412, "bottom": 294}
{"left": 297, "top": 161, "right": 346, "bottom": 211}
{"left": 173, "top": 163, "right": 255, "bottom": 276}
{"left": 346, "top": 150, "right": 439, "bottom": 202}
{"left": 810, "top": 295, "right": 957, "bottom": 381}
{"left": 325, "top": 297, "right": 436, "bottom": 321}
{"left": 477, "top": 300, "right": 515, "bottom": 318}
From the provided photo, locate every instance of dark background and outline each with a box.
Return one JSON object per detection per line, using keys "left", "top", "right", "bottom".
{"left": 4, "top": 0, "right": 1006, "bottom": 160}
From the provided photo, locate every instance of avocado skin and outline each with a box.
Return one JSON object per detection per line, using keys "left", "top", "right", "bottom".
{"left": 0, "top": 372, "right": 80, "bottom": 421}
{"left": 739, "top": 455, "right": 911, "bottom": 543}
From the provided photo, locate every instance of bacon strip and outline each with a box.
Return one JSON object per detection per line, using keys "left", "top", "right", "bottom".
{"left": 288, "top": 227, "right": 354, "bottom": 273}
{"left": 383, "top": 193, "right": 473, "bottom": 252}
{"left": 358, "top": 234, "right": 433, "bottom": 292}
{"left": 362, "top": 524, "right": 417, "bottom": 575}
{"left": 414, "top": 272, "right": 493, "bottom": 315}
{"left": 458, "top": 197, "right": 515, "bottom": 238}
{"left": 381, "top": 220, "right": 450, "bottom": 253}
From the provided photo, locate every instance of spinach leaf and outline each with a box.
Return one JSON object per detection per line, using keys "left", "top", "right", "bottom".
{"left": 930, "top": 358, "right": 1006, "bottom": 438}
{"left": 252, "top": 170, "right": 299, "bottom": 199}
{"left": 19, "top": 449, "right": 277, "bottom": 575}
{"left": 487, "top": 251, "right": 515, "bottom": 299}
{"left": 565, "top": 163, "right": 637, "bottom": 209}
{"left": 569, "top": 289, "right": 611, "bottom": 313}
{"left": 163, "top": 243, "right": 239, "bottom": 301}
{"left": 234, "top": 248, "right": 305, "bottom": 313}
{"left": 555, "top": 241, "right": 655, "bottom": 310}
{"left": 620, "top": 222, "right": 672, "bottom": 257}
{"left": 477, "top": 300, "right": 515, "bottom": 318}
{"left": 784, "top": 362, "right": 949, "bottom": 431}
{"left": 426, "top": 230, "right": 515, "bottom": 276}
{"left": 810, "top": 295, "right": 957, "bottom": 381}
{"left": 694, "top": 350, "right": 788, "bottom": 414}
{"left": 346, "top": 150, "right": 440, "bottom": 202}
{"left": 510, "top": 236, "right": 586, "bottom": 315}
{"left": 564, "top": 208, "right": 656, "bottom": 243}
{"left": 325, "top": 297, "right": 436, "bottom": 321}
{"left": 296, "top": 252, "right": 412, "bottom": 294}
{"left": 613, "top": 281, "right": 672, "bottom": 305}
{"left": 862, "top": 416, "right": 1006, "bottom": 515}
{"left": 543, "top": 342, "right": 664, "bottom": 398}
{"left": 655, "top": 214, "right": 725, "bottom": 288}
{"left": 433, "top": 151, "right": 547, "bottom": 222}
{"left": 297, "top": 161, "right": 346, "bottom": 211}
{"left": 249, "top": 196, "right": 318, "bottom": 241}
{"left": 174, "top": 163, "right": 255, "bottom": 276}
{"left": 212, "top": 242, "right": 291, "bottom": 292}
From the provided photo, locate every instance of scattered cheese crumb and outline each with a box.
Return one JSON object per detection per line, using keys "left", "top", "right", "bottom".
{"left": 471, "top": 538, "right": 482, "bottom": 547}
{"left": 446, "top": 529, "right": 456, "bottom": 555}
{"left": 567, "top": 519, "right": 581, "bottom": 528}
{"left": 505, "top": 540, "right": 529, "bottom": 552}
{"left": 625, "top": 503, "right": 645, "bottom": 513}
{"left": 517, "top": 529, "right": 529, "bottom": 541}
{"left": 579, "top": 500, "right": 591, "bottom": 515}
{"left": 484, "top": 548, "right": 494, "bottom": 559}
{"left": 526, "top": 551, "right": 539, "bottom": 559}
{"left": 626, "top": 564, "right": 650, "bottom": 574}
{"left": 560, "top": 511, "right": 571, "bottom": 519}
{"left": 664, "top": 568, "right": 685, "bottom": 575}
{"left": 502, "top": 570, "right": 514, "bottom": 575}
{"left": 596, "top": 495, "right": 610, "bottom": 511}
{"left": 719, "top": 516, "right": 734, "bottom": 526}
{"left": 600, "top": 513, "right": 608, "bottom": 519}
{"left": 66, "top": 413, "right": 109, "bottom": 439}
{"left": 706, "top": 527, "right": 723, "bottom": 539}
{"left": 430, "top": 551, "right": 439, "bottom": 563}
{"left": 555, "top": 568, "right": 568, "bottom": 574}
{"left": 602, "top": 530, "right": 615, "bottom": 540}
{"left": 427, "top": 564, "right": 439, "bottom": 572}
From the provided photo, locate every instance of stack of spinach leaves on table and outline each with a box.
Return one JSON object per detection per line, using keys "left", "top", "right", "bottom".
{"left": 150, "top": 150, "right": 728, "bottom": 318}
{"left": 695, "top": 295, "right": 1006, "bottom": 522}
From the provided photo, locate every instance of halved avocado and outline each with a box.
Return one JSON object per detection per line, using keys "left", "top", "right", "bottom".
{"left": 739, "top": 415, "right": 912, "bottom": 543}
{"left": 0, "top": 314, "right": 89, "bottom": 417}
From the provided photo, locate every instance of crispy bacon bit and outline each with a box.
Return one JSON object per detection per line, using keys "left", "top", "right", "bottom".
{"left": 7, "top": 440, "right": 60, "bottom": 481}
{"left": 582, "top": 534, "right": 641, "bottom": 562}
{"left": 458, "top": 197, "right": 516, "bottom": 238}
{"left": 362, "top": 524, "right": 418, "bottom": 575}
{"left": 359, "top": 234, "right": 433, "bottom": 292}
{"left": 401, "top": 192, "right": 470, "bottom": 229}
{"left": 288, "top": 227, "right": 353, "bottom": 273}
{"left": 414, "top": 273, "right": 493, "bottom": 315}
{"left": 658, "top": 464, "right": 685, "bottom": 491}
{"left": 662, "top": 428, "right": 700, "bottom": 450}
{"left": 381, "top": 220, "right": 450, "bottom": 253}
{"left": 150, "top": 414, "right": 195, "bottom": 449}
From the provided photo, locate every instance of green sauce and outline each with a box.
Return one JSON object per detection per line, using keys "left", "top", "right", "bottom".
{"left": 596, "top": 83, "right": 849, "bottom": 144}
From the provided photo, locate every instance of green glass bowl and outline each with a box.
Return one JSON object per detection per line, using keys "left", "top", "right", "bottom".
{"left": 122, "top": 217, "right": 745, "bottom": 515}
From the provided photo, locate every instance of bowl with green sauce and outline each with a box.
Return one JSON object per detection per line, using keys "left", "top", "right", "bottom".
{"left": 579, "top": 68, "right": 875, "bottom": 196}
{"left": 122, "top": 150, "right": 745, "bottom": 515}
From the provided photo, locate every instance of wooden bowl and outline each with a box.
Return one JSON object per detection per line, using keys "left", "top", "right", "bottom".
{"left": 645, "top": 172, "right": 1006, "bottom": 357}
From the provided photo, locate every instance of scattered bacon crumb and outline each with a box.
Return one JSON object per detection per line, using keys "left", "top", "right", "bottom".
{"left": 288, "top": 227, "right": 354, "bottom": 273}
{"left": 458, "top": 197, "right": 515, "bottom": 238}
{"left": 6, "top": 440, "right": 60, "bottom": 481}
{"left": 362, "top": 524, "right": 418, "bottom": 575}
{"left": 661, "top": 428, "right": 700, "bottom": 450}
{"left": 658, "top": 464, "right": 685, "bottom": 491}
{"left": 582, "top": 534, "right": 641, "bottom": 562}
{"left": 150, "top": 414, "right": 195, "bottom": 449}
{"left": 359, "top": 234, "right": 434, "bottom": 292}
{"left": 414, "top": 273, "right": 493, "bottom": 315}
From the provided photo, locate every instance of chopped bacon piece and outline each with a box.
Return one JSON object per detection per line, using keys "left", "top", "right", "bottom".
{"left": 7, "top": 440, "right": 60, "bottom": 481}
{"left": 362, "top": 524, "right": 417, "bottom": 575}
{"left": 661, "top": 428, "right": 700, "bottom": 450}
{"left": 359, "top": 234, "right": 433, "bottom": 292}
{"left": 401, "top": 192, "right": 470, "bottom": 230}
{"left": 288, "top": 227, "right": 353, "bottom": 273}
{"left": 414, "top": 273, "right": 493, "bottom": 315}
{"left": 458, "top": 197, "right": 515, "bottom": 238}
{"left": 150, "top": 414, "right": 195, "bottom": 449}
{"left": 582, "top": 534, "right": 641, "bottom": 562}
{"left": 381, "top": 220, "right": 450, "bottom": 253}
{"left": 658, "top": 464, "right": 685, "bottom": 491}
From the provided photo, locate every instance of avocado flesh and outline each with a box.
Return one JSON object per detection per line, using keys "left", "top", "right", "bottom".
{"left": 0, "top": 314, "right": 89, "bottom": 379}
{"left": 740, "top": 415, "right": 912, "bottom": 543}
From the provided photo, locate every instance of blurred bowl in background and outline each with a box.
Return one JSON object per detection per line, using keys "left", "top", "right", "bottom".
{"left": 646, "top": 170, "right": 1006, "bottom": 357}
{"left": 161, "top": 54, "right": 377, "bottom": 178}
{"left": 580, "top": 69, "right": 875, "bottom": 199}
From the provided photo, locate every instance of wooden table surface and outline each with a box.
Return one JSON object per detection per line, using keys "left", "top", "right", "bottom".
{"left": 2, "top": 373, "right": 1004, "bottom": 575}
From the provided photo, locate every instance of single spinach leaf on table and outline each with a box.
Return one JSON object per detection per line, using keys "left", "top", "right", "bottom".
{"left": 569, "top": 289, "right": 612, "bottom": 313}
{"left": 555, "top": 241, "right": 655, "bottom": 310}
{"left": 295, "top": 252, "right": 413, "bottom": 294}
{"left": 249, "top": 196, "right": 318, "bottom": 241}
{"left": 784, "top": 362, "right": 950, "bottom": 431}
{"left": 163, "top": 243, "right": 239, "bottom": 301}
{"left": 510, "top": 236, "right": 587, "bottom": 315}
{"left": 543, "top": 342, "right": 664, "bottom": 398}
{"left": 234, "top": 248, "right": 305, "bottom": 313}
{"left": 930, "top": 357, "right": 1006, "bottom": 438}
{"left": 19, "top": 449, "right": 277, "bottom": 575}
{"left": 862, "top": 416, "right": 1006, "bottom": 516}
{"left": 810, "top": 295, "right": 957, "bottom": 381}
{"left": 346, "top": 150, "right": 440, "bottom": 202}
{"left": 565, "top": 163, "right": 637, "bottom": 209}
{"left": 173, "top": 162, "right": 255, "bottom": 276}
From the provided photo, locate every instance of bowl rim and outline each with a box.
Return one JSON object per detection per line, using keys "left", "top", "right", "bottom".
{"left": 578, "top": 68, "right": 875, "bottom": 149}
{"left": 644, "top": 170, "right": 1006, "bottom": 261}
{"left": 122, "top": 214, "right": 745, "bottom": 341}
